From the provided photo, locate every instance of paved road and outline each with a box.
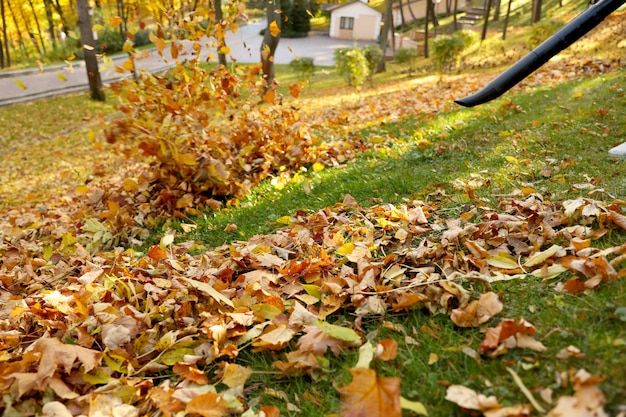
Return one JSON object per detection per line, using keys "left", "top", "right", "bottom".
{"left": 0, "top": 20, "right": 375, "bottom": 107}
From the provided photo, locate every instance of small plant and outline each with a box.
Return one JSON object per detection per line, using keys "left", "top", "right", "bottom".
{"left": 430, "top": 35, "right": 465, "bottom": 73}
{"left": 334, "top": 48, "right": 370, "bottom": 88}
{"left": 453, "top": 29, "right": 478, "bottom": 50}
{"left": 361, "top": 45, "right": 383, "bottom": 81}
{"left": 394, "top": 47, "right": 418, "bottom": 73}
{"left": 290, "top": 57, "right": 315, "bottom": 82}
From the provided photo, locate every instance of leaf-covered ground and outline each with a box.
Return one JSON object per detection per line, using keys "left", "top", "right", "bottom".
{"left": 1, "top": 12, "right": 625, "bottom": 417}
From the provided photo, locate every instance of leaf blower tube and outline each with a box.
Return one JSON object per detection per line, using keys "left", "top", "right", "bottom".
{"left": 454, "top": 0, "right": 626, "bottom": 107}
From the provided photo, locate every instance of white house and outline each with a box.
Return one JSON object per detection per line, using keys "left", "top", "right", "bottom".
{"left": 328, "top": 0, "right": 383, "bottom": 41}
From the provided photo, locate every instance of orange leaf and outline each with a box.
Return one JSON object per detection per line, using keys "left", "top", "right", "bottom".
{"left": 289, "top": 83, "right": 302, "bottom": 98}
{"left": 259, "top": 406, "right": 280, "bottom": 417}
{"left": 376, "top": 339, "right": 398, "bottom": 361}
{"left": 263, "top": 89, "right": 276, "bottom": 104}
{"left": 338, "top": 368, "right": 401, "bottom": 417}
{"left": 185, "top": 392, "right": 228, "bottom": 417}
{"left": 109, "top": 15, "right": 123, "bottom": 28}
{"left": 147, "top": 245, "right": 167, "bottom": 262}
{"left": 171, "top": 41, "right": 179, "bottom": 59}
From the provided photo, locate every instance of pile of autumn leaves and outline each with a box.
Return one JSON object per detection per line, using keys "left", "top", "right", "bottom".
{"left": 1, "top": 188, "right": 625, "bottom": 415}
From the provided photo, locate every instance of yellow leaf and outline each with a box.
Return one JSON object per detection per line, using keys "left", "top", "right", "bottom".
{"left": 149, "top": 31, "right": 166, "bottom": 55}
{"left": 573, "top": 92, "right": 583, "bottom": 98}
{"left": 301, "top": 284, "right": 321, "bottom": 299}
{"left": 486, "top": 253, "right": 519, "bottom": 270}
{"left": 269, "top": 20, "right": 281, "bottom": 37}
{"left": 218, "top": 45, "right": 231, "bottom": 54}
{"left": 312, "top": 162, "right": 325, "bottom": 172}
{"left": 222, "top": 363, "right": 253, "bottom": 389}
{"left": 523, "top": 244, "right": 563, "bottom": 268}
{"left": 92, "top": 24, "right": 104, "bottom": 32}
{"left": 180, "top": 277, "right": 234, "bottom": 308}
{"left": 57, "top": 73, "right": 67, "bottom": 82}
{"left": 337, "top": 242, "right": 355, "bottom": 256}
{"left": 505, "top": 156, "right": 519, "bottom": 164}
{"left": 401, "top": 397, "right": 429, "bottom": 416}
{"left": 315, "top": 319, "right": 360, "bottom": 342}
{"left": 15, "top": 79, "right": 27, "bottom": 90}
{"left": 178, "top": 153, "right": 198, "bottom": 166}
{"left": 276, "top": 215, "right": 292, "bottom": 224}
{"left": 428, "top": 352, "right": 439, "bottom": 365}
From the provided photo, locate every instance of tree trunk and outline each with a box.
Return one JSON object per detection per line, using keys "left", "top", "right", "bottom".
{"left": 531, "top": 0, "right": 542, "bottom": 23}
{"left": 407, "top": 0, "right": 418, "bottom": 24}
{"left": 214, "top": 0, "right": 227, "bottom": 66}
{"left": 17, "top": 0, "right": 42, "bottom": 56}
{"left": 453, "top": 0, "right": 458, "bottom": 31}
{"left": 377, "top": 0, "right": 393, "bottom": 72}
{"left": 44, "top": 0, "right": 57, "bottom": 50}
{"left": 480, "top": 0, "right": 492, "bottom": 40}
{"left": 0, "top": 0, "right": 10, "bottom": 67}
{"left": 261, "top": 0, "right": 281, "bottom": 90}
{"left": 27, "top": 0, "right": 47, "bottom": 55}
{"left": 424, "top": 0, "right": 430, "bottom": 57}
{"left": 397, "top": 0, "right": 406, "bottom": 28}
{"left": 502, "top": 0, "right": 512, "bottom": 39}
{"left": 77, "top": 0, "right": 105, "bottom": 101}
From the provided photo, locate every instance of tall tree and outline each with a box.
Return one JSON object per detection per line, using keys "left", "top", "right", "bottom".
{"left": 27, "top": 0, "right": 47, "bottom": 55}
{"left": 261, "top": 0, "right": 280, "bottom": 90}
{"left": 6, "top": 0, "right": 28, "bottom": 58}
{"left": 0, "top": 0, "right": 9, "bottom": 67}
{"left": 77, "top": 0, "right": 105, "bottom": 101}
{"left": 481, "top": 0, "right": 493, "bottom": 40}
{"left": 377, "top": 0, "right": 393, "bottom": 72}
{"left": 43, "top": 0, "right": 57, "bottom": 50}
{"left": 531, "top": 0, "right": 542, "bottom": 23}
{"left": 214, "top": 0, "right": 227, "bottom": 66}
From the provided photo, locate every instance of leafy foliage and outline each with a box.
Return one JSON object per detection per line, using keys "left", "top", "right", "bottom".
{"left": 290, "top": 57, "right": 316, "bottom": 81}
{"left": 334, "top": 47, "right": 370, "bottom": 88}
{"left": 431, "top": 34, "right": 465, "bottom": 73}
{"left": 361, "top": 44, "right": 383, "bottom": 78}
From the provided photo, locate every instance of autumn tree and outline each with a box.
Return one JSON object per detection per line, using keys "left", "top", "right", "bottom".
{"left": 261, "top": 0, "right": 281, "bottom": 89}
{"left": 77, "top": 0, "right": 105, "bottom": 101}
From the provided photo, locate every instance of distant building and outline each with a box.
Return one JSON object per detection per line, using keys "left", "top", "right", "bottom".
{"left": 392, "top": 0, "right": 468, "bottom": 27}
{"left": 328, "top": 0, "right": 383, "bottom": 41}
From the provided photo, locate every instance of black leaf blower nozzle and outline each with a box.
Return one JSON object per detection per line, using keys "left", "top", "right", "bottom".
{"left": 455, "top": 0, "right": 626, "bottom": 107}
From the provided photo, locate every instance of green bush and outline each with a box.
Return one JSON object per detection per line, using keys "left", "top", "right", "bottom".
{"left": 430, "top": 35, "right": 464, "bottom": 73}
{"left": 361, "top": 45, "right": 382, "bottom": 79}
{"left": 453, "top": 29, "right": 478, "bottom": 49}
{"left": 528, "top": 19, "right": 562, "bottom": 49}
{"left": 133, "top": 29, "right": 154, "bottom": 48}
{"left": 394, "top": 47, "right": 418, "bottom": 65}
{"left": 290, "top": 57, "right": 315, "bottom": 81}
{"left": 334, "top": 48, "right": 369, "bottom": 88}
{"left": 96, "top": 26, "right": 126, "bottom": 54}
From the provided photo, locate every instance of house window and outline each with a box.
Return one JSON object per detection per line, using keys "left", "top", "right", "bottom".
{"left": 340, "top": 16, "right": 354, "bottom": 30}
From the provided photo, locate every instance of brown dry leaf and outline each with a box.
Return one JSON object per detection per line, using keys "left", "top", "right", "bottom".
{"left": 451, "top": 292, "right": 503, "bottom": 327}
{"left": 445, "top": 385, "right": 501, "bottom": 412}
{"left": 338, "top": 368, "right": 401, "bottom": 417}
{"left": 297, "top": 324, "right": 344, "bottom": 355}
{"left": 376, "top": 339, "right": 398, "bottom": 361}
{"left": 546, "top": 369, "right": 608, "bottom": 417}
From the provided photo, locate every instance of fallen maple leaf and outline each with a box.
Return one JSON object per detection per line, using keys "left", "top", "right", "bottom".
{"left": 185, "top": 392, "right": 229, "bottom": 417}
{"left": 450, "top": 292, "right": 503, "bottom": 327}
{"left": 338, "top": 368, "right": 401, "bottom": 417}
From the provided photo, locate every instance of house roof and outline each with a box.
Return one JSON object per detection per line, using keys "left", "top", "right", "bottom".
{"left": 325, "top": 0, "right": 383, "bottom": 14}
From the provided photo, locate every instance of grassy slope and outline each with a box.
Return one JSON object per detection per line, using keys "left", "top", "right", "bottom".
{"left": 1, "top": 7, "right": 625, "bottom": 415}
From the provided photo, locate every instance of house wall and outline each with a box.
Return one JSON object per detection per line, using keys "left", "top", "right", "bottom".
{"left": 393, "top": 0, "right": 467, "bottom": 26}
{"left": 329, "top": 2, "right": 382, "bottom": 41}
